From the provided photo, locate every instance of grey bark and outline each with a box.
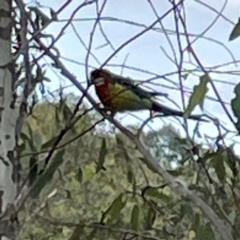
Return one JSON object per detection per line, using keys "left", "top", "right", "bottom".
{"left": 0, "top": 0, "right": 18, "bottom": 239}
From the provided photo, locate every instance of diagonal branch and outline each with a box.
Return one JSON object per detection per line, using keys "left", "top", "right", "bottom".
{"left": 33, "top": 35, "right": 234, "bottom": 240}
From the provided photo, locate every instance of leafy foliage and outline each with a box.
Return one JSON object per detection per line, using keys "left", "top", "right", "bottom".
{"left": 229, "top": 18, "right": 240, "bottom": 41}
{"left": 6, "top": 1, "right": 240, "bottom": 240}
{"left": 16, "top": 97, "right": 240, "bottom": 240}
{"left": 231, "top": 82, "right": 240, "bottom": 130}
{"left": 96, "top": 138, "right": 107, "bottom": 173}
{"left": 184, "top": 74, "right": 209, "bottom": 118}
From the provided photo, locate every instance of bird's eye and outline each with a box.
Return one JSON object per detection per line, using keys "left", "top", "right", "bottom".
{"left": 91, "top": 70, "right": 101, "bottom": 79}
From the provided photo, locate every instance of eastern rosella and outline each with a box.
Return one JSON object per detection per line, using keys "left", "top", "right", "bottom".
{"left": 90, "top": 68, "right": 206, "bottom": 121}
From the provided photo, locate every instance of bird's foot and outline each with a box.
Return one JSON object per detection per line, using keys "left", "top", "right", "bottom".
{"left": 150, "top": 110, "right": 157, "bottom": 118}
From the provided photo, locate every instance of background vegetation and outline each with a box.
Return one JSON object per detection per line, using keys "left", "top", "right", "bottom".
{"left": 16, "top": 94, "right": 240, "bottom": 240}
{"left": 1, "top": 0, "right": 240, "bottom": 239}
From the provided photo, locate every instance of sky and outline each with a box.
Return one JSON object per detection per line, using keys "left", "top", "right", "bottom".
{"left": 28, "top": 0, "right": 240, "bottom": 151}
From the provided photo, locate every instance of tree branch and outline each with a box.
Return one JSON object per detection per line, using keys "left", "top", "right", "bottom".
{"left": 33, "top": 36, "right": 234, "bottom": 240}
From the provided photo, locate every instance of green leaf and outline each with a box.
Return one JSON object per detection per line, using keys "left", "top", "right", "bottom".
{"left": 50, "top": 8, "right": 57, "bottom": 20}
{"left": 191, "top": 213, "right": 201, "bottom": 233}
{"left": 65, "top": 190, "right": 71, "bottom": 199}
{"left": 31, "top": 149, "right": 65, "bottom": 198}
{"left": 126, "top": 164, "right": 136, "bottom": 194}
{"left": 20, "top": 132, "right": 30, "bottom": 142}
{"left": 231, "top": 82, "right": 240, "bottom": 129}
{"left": 63, "top": 102, "right": 72, "bottom": 123}
{"left": 127, "top": 169, "right": 134, "bottom": 183}
{"left": 55, "top": 106, "right": 61, "bottom": 129}
{"left": 201, "top": 149, "right": 222, "bottom": 163}
{"left": 167, "top": 169, "right": 183, "bottom": 177}
{"left": 86, "top": 229, "right": 97, "bottom": 240}
{"left": 184, "top": 74, "right": 209, "bottom": 118}
{"left": 179, "top": 203, "right": 193, "bottom": 221}
{"left": 68, "top": 225, "right": 82, "bottom": 240}
{"left": 41, "top": 136, "right": 58, "bottom": 149}
{"left": 26, "top": 123, "right": 37, "bottom": 151}
{"left": 144, "top": 187, "right": 170, "bottom": 202}
{"left": 35, "top": 64, "right": 45, "bottom": 84}
{"left": 29, "top": 156, "right": 38, "bottom": 186}
{"left": 225, "top": 147, "right": 239, "bottom": 178}
{"left": 211, "top": 151, "right": 226, "bottom": 183}
{"left": 116, "top": 136, "right": 131, "bottom": 162}
{"left": 106, "top": 193, "right": 126, "bottom": 224}
{"left": 21, "top": 130, "right": 36, "bottom": 152}
{"left": 75, "top": 168, "right": 83, "bottom": 183}
{"left": 27, "top": 122, "right": 34, "bottom": 140}
{"left": 43, "top": 77, "right": 51, "bottom": 82}
{"left": 33, "top": 132, "right": 42, "bottom": 152}
{"left": 131, "top": 204, "right": 140, "bottom": 230}
{"left": 62, "top": 102, "right": 76, "bottom": 133}
{"left": 182, "top": 73, "right": 189, "bottom": 80}
{"left": 228, "top": 210, "right": 236, "bottom": 225}
{"left": 229, "top": 18, "right": 240, "bottom": 41}
{"left": 116, "top": 135, "right": 124, "bottom": 146}
{"left": 144, "top": 205, "right": 156, "bottom": 229}
{"left": 96, "top": 138, "right": 107, "bottom": 173}
{"left": 200, "top": 222, "right": 215, "bottom": 240}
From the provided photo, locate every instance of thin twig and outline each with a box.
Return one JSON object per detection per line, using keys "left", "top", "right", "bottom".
{"left": 33, "top": 32, "right": 234, "bottom": 240}
{"left": 101, "top": 1, "right": 184, "bottom": 67}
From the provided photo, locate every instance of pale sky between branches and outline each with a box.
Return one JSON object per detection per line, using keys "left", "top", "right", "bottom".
{"left": 31, "top": 0, "right": 240, "bottom": 151}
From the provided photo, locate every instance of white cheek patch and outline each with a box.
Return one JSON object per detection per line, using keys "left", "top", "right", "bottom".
{"left": 93, "top": 77, "right": 105, "bottom": 86}
{"left": 96, "top": 81, "right": 105, "bottom": 86}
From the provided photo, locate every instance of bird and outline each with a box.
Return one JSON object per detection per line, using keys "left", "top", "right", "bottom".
{"left": 90, "top": 68, "right": 207, "bottom": 122}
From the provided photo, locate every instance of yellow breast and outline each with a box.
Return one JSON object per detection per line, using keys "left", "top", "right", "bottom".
{"left": 108, "top": 83, "right": 150, "bottom": 111}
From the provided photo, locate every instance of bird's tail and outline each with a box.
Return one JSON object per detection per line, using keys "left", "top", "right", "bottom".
{"left": 152, "top": 102, "right": 207, "bottom": 122}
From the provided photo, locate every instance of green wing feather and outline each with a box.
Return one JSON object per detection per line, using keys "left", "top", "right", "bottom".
{"left": 108, "top": 82, "right": 154, "bottom": 111}
{"left": 109, "top": 72, "right": 168, "bottom": 99}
